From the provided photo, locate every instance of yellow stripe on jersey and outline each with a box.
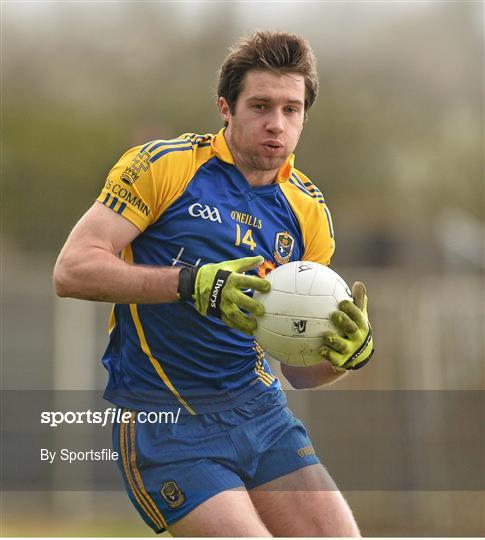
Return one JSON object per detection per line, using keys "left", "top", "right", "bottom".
{"left": 127, "top": 413, "right": 168, "bottom": 529}
{"left": 255, "top": 359, "right": 275, "bottom": 386}
{"left": 97, "top": 134, "right": 214, "bottom": 232}
{"left": 123, "top": 245, "right": 196, "bottom": 415}
{"left": 151, "top": 137, "right": 213, "bottom": 222}
{"left": 128, "top": 306, "right": 196, "bottom": 415}
{"left": 279, "top": 169, "right": 335, "bottom": 265}
{"left": 120, "top": 412, "right": 166, "bottom": 531}
{"left": 256, "top": 369, "right": 274, "bottom": 387}
{"left": 108, "top": 306, "right": 116, "bottom": 335}
{"left": 98, "top": 129, "right": 297, "bottom": 234}
{"left": 253, "top": 342, "right": 276, "bottom": 386}
{"left": 256, "top": 368, "right": 275, "bottom": 386}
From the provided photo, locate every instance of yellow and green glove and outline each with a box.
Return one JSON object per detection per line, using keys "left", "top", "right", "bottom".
{"left": 320, "top": 281, "right": 374, "bottom": 370}
{"left": 177, "top": 256, "right": 270, "bottom": 335}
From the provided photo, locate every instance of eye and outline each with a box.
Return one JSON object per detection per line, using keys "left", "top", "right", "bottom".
{"left": 253, "top": 103, "right": 267, "bottom": 111}
{"left": 285, "top": 106, "right": 299, "bottom": 114}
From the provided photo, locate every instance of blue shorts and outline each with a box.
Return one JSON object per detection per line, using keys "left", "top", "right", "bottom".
{"left": 112, "top": 388, "right": 320, "bottom": 532}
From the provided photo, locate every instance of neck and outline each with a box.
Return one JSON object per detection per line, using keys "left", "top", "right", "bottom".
{"left": 236, "top": 164, "right": 278, "bottom": 187}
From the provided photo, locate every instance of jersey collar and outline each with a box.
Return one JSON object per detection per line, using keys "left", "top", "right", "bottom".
{"left": 211, "top": 128, "right": 295, "bottom": 184}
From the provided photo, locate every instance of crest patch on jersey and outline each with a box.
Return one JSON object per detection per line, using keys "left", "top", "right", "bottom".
{"left": 161, "top": 480, "right": 185, "bottom": 508}
{"left": 273, "top": 231, "right": 295, "bottom": 264}
{"left": 121, "top": 150, "right": 151, "bottom": 186}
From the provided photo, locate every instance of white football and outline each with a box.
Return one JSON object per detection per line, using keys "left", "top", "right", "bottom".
{"left": 253, "top": 261, "right": 353, "bottom": 367}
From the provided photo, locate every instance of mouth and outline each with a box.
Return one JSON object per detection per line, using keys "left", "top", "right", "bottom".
{"left": 262, "top": 141, "right": 284, "bottom": 152}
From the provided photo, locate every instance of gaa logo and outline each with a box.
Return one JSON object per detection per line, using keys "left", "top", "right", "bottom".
{"left": 188, "top": 203, "right": 222, "bottom": 223}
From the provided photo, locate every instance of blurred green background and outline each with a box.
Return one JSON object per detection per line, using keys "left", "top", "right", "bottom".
{"left": 2, "top": 1, "right": 484, "bottom": 537}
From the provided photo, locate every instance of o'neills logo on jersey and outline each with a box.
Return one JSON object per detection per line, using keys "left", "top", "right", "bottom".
{"left": 188, "top": 203, "right": 222, "bottom": 223}
{"left": 230, "top": 210, "right": 263, "bottom": 229}
{"left": 273, "top": 231, "right": 295, "bottom": 264}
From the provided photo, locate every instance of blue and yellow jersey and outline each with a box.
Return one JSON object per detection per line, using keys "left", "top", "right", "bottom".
{"left": 97, "top": 129, "right": 335, "bottom": 415}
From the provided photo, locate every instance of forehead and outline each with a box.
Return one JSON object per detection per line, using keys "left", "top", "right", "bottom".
{"left": 239, "top": 69, "right": 305, "bottom": 102}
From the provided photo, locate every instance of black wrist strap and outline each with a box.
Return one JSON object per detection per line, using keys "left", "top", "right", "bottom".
{"left": 344, "top": 327, "right": 374, "bottom": 370}
{"left": 206, "top": 270, "right": 231, "bottom": 318}
{"left": 347, "top": 348, "right": 374, "bottom": 370}
{"left": 177, "top": 267, "right": 198, "bottom": 302}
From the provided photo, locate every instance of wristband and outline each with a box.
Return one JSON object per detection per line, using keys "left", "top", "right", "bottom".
{"left": 347, "top": 350, "right": 374, "bottom": 370}
{"left": 343, "top": 327, "right": 374, "bottom": 370}
{"left": 177, "top": 267, "right": 198, "bottom": 302}
{"left": 206, "top": 270, "right": 231, "bottom": 318}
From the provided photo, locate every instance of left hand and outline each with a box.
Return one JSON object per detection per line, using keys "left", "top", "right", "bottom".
{"left": 319, "top": 281, "right": 374, "bottom": 370}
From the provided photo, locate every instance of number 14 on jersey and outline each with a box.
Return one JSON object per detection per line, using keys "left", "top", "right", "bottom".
{"left": 235, "top": 224, "right": 257, "bottom": 251}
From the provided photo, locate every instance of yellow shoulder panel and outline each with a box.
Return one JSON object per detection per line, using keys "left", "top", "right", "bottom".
{"left": 279, "top": 169, "right": 335, "bottom": 265}
{"left": 97, "top": 133, "right": 214, "bottom": 231}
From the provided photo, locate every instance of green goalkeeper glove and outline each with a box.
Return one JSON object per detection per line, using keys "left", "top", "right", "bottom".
{"left": 177, "top": 256, "right": 270, "bottom": 335}
{"left": 320, "top": 281, "right": 374, "bottom": 370}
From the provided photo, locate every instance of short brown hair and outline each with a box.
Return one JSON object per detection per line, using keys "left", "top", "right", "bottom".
{"left": 218, "top": 31, "right": 319, "bottom": 114}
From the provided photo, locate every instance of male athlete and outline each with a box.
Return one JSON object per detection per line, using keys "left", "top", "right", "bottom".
{"left": 54, "top": 31, "right": 374, "bottom": 537}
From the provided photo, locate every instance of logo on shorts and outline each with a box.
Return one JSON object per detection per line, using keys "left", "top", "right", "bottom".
{"left": 273, "top": 231, "right": 294, "bottom": 264}
{"left": 161, "top": 480, "right": 185, "bottom": 508}
{"left": 297, "top": 446, "right": 315, "bottom": 458}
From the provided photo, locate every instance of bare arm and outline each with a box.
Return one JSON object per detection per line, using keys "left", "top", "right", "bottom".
{"left": 281, "top": 361, "right": 348, "bottom": 389}
{"left": 53, "top": 202, "right": 180, "bottom": 303}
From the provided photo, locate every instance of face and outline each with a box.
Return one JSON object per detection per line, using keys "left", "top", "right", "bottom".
{"left": 219, "top": 69, "right": 306, "bottom": 177}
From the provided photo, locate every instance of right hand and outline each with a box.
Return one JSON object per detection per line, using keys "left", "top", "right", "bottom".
{"left": 178, "top": 256, "right": 271, "bottom": 335}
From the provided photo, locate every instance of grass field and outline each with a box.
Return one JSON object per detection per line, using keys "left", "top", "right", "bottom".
{"left": 2, "top": 491, "right": 484, "bottom": 536}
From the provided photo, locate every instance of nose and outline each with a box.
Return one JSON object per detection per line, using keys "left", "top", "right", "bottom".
{"left": 265, "top": 109, "right": 284, "bottom": 134}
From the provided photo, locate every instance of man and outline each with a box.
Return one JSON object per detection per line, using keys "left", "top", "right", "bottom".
{"left": 54, "top": 31, "right": 374, "bottom": 537}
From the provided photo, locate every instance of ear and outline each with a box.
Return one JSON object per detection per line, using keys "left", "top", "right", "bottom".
{"left": 218, "top": 97, "right": 232, "bottom": 124}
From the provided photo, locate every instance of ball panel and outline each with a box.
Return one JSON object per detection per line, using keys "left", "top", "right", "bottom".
{"left": 333, "top": 278, "right": 353, "bottom": 304}
{"left": 258, "top": 291, "right": 341, "bottom": 319}
{"left": 256, "top": 313, "right": 335, "bottom": 338}
{"left": 255, "top": 328, "right": 325, "bottom": 367}
{"left": 292, "top": 261, "right": 318, "bottom": 295}
{"left": 270, "top": 261, "right": 296, "bottom": 292}
{"left": 309, "top": 266, "right": 346, "bottom": 296}
{"left": 252, "top": 261, "right": 352, "bottom": 367}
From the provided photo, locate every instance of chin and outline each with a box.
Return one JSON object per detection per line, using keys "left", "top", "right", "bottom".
{"left": 253, "top": 153, "right": 285, "bottom": 170}
{"left": 263, "top": 157, "right": 287, "bottom": 171}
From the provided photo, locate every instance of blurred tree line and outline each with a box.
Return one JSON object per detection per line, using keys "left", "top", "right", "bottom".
{"left": 3, "top": 2, "right": 483, "bottom": 270}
